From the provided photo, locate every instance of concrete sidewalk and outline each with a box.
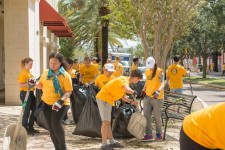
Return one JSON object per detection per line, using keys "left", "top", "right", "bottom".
{"left": 0, "top": 97, "right": 205, "bottom": 150}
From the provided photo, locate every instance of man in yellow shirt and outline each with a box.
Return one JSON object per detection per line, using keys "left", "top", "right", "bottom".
{"left": 180, "top": 102, "right": 225, "bottom": 150}
{"left": 66, "top": 59, "right": 76, "bottom": 79}
{"left": 131, "top": 57, "right": 139, "bottom": 71}
{"left": 96, "top": 70, "right": 143, "bottom": 150}
{"left": 79, "top": 57, "right": 99, "bottom": 86}
{"left": 73, "top": 59, "right": 79, "bottom": 71}
{"left": 222, "top": 64, "right": 225, "bottom": 76}
{"left": 112, "top": 56, "right": 124, "bottom": 77}
{"left": 95, "top": 63, "right": 115, "bottom": 90}
{"left": 166, "top": 55, "right": 189, "bottom": 94}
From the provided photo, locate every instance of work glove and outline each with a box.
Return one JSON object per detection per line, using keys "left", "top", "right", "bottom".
{"left": 140, "top": 90, "right": 146, "bottom": 99}
{"left": 153, "top": 90, "right": 160, "bottom": 99}
{"left": 52, "top": 99, "right": 64, "bottom": 111}
{"left": 28, "top": 78, "right": 36, "bottom": 87}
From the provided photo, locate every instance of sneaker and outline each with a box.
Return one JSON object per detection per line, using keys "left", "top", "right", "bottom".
{"left": 109, "top": 141, "right": 124, "bottom": 148}
{"left": 139, "top": 134, "right": 154, "bottom": 141}
{"left": 100, "top": 144, "right": 114, "bottom": 150}
{"left": 156, "top": 133, "right": 163, "bottom": 141}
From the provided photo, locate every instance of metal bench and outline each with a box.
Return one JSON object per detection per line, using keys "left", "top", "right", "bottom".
{"left": 162, "top": 91, "right": 197, "bottom": 140}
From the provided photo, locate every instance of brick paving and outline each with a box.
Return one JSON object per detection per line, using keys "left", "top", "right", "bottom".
{"left": 0, "top": 98, "right": 204, "bottom": 150}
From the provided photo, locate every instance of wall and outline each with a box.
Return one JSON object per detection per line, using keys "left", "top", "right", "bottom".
{"left": 0, "top": 18, "right": 4, "bottom": 90}
{"left": 4, "top": 0, "right": 40, "bottom": 105}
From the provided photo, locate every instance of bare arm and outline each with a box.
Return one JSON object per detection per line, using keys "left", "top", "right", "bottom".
{"left": 124, "top": 85, "right": 135, "bottom": 95}
{"left": 158, "top": 72, "right": 164, "bottom": 91}
{"left": 166, "top": 76, "right": 170, "bottom": 84}
{"left": 61, "top": 91, "right": 72, "bottom": 101}
{"left": 35, "top": 81, "right": 43, "bottom": 89}
{"left": 79, "top": 74, "right": 83, "bottom": 83}
{"left": 19, "top": 82, "right": 28, "bottom": 88}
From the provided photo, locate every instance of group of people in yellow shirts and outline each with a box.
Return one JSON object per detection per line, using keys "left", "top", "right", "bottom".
{"left": 18, "top": 53, "right": 225, "bottom": 150}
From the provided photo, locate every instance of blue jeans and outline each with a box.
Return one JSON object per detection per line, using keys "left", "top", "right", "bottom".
{"left": 171, "top": 88, "right": 183, "bottom": 94}
{"left": 20, "top": 90, "right": 36, "bottom": 129}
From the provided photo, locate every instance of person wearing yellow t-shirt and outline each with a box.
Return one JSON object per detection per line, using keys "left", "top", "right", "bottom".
{"left": 222, "top": 64, "right": 225, "bottom": 76}
{"left": 73, "top": 59, "right": 79, "bottom": 71}
{"left": 141, "top": 56, "right": 164, "bottom": 141}
{"left": 96, "top": 70, "right": 143, "bottom": 150}
{"left": 180, "top": 102, "right": 225, "bottom": 150}
{"left": 112, "top": 56, "right": 124, "bottom": 77}
{"left": 36, "top": 52, "right": 73, "bottom": 150}
{"left": 66, "top": 59, "right": 76, "bottom": 79}
{"left": 92, "top": 57, "right": 102, "bottom": 74}
{"left": 95, "top": 63, "right": 115, "bottom": 90}
{"left": 18, "top": 57, "right": 38, "bottom": 135}
{"left": 131, "top": 57, "right": 139, "bottom": 71}
{"left": 79, "top": 57, "right": 99, "bottom": 86}
{"left": 166, "top": 55, "right": 189, "bottom": 94}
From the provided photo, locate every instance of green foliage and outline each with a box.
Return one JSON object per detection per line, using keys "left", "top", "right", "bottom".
{"left": 127, "top": 43, "right": 144, "bottom": 58}
{"left": 184, "top": 76, "right": 225, "bottom": 86}
{"left": 59, "top": 38, "right": 75, "bottom": 59}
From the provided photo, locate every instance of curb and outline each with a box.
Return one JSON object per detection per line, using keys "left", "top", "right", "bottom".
{"left": 184, "top": 81, "right": 225, "bottom": 90}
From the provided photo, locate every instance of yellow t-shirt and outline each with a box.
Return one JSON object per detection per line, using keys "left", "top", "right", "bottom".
{"left": 79, "top": 64, "right": 99, "bottom": 84}
{"left": 39, "top": 70, "right": 73, "bottom": 105}
{"left": 73, "top": 64, "right": 79, "bottom": 70}
{"left": 96, "top": 76, "right": 129, "bottom": 106}
{"left": 67, "top": 69, "right": 76, "bottom": 78}
{"left": 18, "top": 69, "right": 34, "bottom": 91}
{"left": 131, "top": 63, "right": 138, "bottom": 71}
{"left": 183, "top": 103, "right": 225, "bottom": 149}
{"left": 222, "top": 64, "right": 225, "bottom": 70}
{"left": 167, "top": 64, "right": 187, "bottom": 89}
{"left": 112, "top": 62, "right": 123, "bottom": 77}
{"left": 145, "top": 68, "right": 164, "bottom": 99}
{"left": 95, "top": 74, "right": 115, "bottom": 89}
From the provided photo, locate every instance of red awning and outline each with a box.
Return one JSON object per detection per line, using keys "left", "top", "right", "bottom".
{"left": 39, "top": 0, "right": 73, "bottom": 37}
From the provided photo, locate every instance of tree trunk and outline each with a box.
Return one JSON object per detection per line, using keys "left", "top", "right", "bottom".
{"left": 102, "top": 20, "right": 109, "bottom": 66}
{"left": 202, "top": 53, "right": 207, "bottom": 78}
{"left": 94, "top": 37, "right": 99, "bottom": 58}
{"left": 212, "top": 51, "right": 218, "bottom": 72}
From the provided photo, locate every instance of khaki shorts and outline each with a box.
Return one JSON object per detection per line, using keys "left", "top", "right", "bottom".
{"left": 96, "top": 98, "right": 112, "bottom": 121}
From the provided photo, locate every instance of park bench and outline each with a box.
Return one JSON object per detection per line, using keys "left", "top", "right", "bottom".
{"left": 162, "top": 91, "right": 197, "bottom": 140}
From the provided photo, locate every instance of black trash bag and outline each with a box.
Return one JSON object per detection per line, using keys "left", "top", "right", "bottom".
{"left": 71, "top": 84, "right": 89, "bottom": 123}
{"left": 73, "top": 85, "right": 102, "bottom": 138}
{"left": 35, "top": 89, "right": 49, "bottom": 130}
{"left": 130, "top": 80, "right": 145, "bottom": 98}
{"left": 112, "top": 104, "right": 136, "bottom": 138}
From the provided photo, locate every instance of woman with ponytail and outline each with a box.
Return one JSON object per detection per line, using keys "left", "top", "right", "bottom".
{"left": 35, "top": 52, "right": 73, "bottom": 150}
{"left": 140, "top": 56, "right": 164, "bottom": 141}
{"left": 18, "top": 57, "right": 38, "bottom": 135}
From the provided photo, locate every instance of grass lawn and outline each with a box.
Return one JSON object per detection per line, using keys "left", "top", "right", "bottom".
{"left": 184, "top": 76, "right": 225, "bottom": 87}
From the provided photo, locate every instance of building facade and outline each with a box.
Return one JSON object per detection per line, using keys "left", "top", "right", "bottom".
{"left": 0, "top": 0, "right": 72, "bottom": 104}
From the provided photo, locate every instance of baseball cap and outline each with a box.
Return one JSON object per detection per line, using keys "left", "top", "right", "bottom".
{"left": 104, "top": 63, "right": 114, "bottom": 72}
{"left": 146, "top": 57, "right": 155, "bottom": 69}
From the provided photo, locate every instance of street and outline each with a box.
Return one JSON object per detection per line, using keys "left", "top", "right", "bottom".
{"left": 183, "top": 83, "right": 225, "bottom": 106}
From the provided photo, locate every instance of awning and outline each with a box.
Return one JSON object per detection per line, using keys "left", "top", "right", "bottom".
{"left": 39, "top": 0, "right": 73, "bottom": 37}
